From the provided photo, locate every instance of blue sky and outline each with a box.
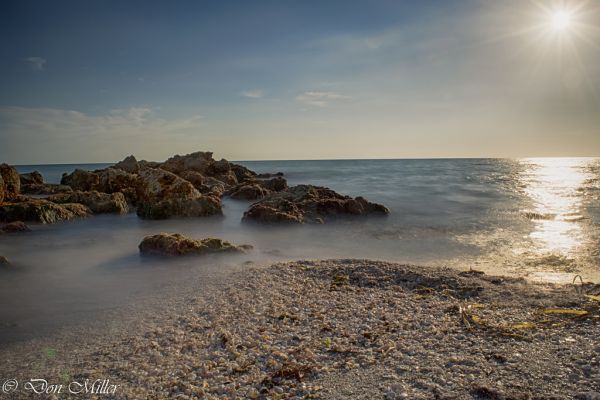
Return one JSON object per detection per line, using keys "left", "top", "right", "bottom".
{"left": 1, "top": 0, "right": 599, "bottom": 163}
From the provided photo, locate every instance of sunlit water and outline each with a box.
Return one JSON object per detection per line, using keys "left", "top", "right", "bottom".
{"left": 1, "top": 158, "right": 599, "bottom": 344}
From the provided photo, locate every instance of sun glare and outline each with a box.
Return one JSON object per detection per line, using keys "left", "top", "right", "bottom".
{"left": 550, "top": 9, "right": 573, "bottom": 31}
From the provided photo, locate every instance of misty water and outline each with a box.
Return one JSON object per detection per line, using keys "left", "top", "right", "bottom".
{"left": 1, "top": 158, "right": 599, "bottom": 345}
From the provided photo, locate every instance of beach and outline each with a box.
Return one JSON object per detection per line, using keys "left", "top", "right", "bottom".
{"left": 1, "top": 259, "right": 599, "bottom": 399}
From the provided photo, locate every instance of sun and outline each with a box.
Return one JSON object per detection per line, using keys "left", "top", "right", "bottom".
{"left": 550, "top": 9, "right": 573, "bottom": 32}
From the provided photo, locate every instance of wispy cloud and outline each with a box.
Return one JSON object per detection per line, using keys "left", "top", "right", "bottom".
{"left": 296, "top": 91, "right": 350, "bottom": 107}
{"left": 24, "top": 57, "right": 46, "bottom": 71}
{"left": 0, "top": 106, "right": 206, "bottom": 163}
{"left": 241, "top": 89, "right": 263, "bottom": 98}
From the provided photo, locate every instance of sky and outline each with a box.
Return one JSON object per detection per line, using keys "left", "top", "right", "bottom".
{"left": 0, "top": 0, "right": 599, "bottom": 164}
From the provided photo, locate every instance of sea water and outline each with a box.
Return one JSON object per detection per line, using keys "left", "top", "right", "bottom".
{"left": 1, "top": 158, "right": 598, "bottom": 343}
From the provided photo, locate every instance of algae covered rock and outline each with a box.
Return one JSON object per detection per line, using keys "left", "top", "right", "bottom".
{"left": 139, "top": 233, "right": 252, "bottom": 256}
{"left": 243, "top": 184, "right": 389, "bottom": 224}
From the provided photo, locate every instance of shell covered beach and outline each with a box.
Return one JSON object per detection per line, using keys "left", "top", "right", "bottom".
{"left": 1, "top": 259, "right": 599, "bottom": 399}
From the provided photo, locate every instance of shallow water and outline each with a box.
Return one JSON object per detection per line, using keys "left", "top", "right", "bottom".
{"left": 2, "top": 158, "right": 599, "bottom": 344}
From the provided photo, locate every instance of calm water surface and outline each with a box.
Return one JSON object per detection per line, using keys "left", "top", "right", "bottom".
{"left": 2, "top": 158, "right": 599, "bottom": 344}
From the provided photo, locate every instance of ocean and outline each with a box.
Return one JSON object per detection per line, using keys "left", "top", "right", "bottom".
{"left": 2, "top": 158, "right": 599, "bottom": 344}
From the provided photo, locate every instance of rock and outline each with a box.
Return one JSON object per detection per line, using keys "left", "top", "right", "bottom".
{"left": 178, "top": 170, "right": 206, "bottom": 189}
{"left": 139, "top": 233, "right": 252, "bottom": 256}
{"left": 199, "top": 177, "right": 227, "bottom": 197}
{"left": 206, "top": 158, "right": 238, "bottom": 185}
{"left": 21, "top": 183, "right": 73, "bottom": 195}
{"left": 61, "top": 169, "right": 100, "bottom": 191}
{"left": 0, "top": 199, "right": 90, "bottom": 224}
{"left": 19, "top": 171, "right": 44, "bottom": 185}
{"left": 48, "top": 191, "right": 128, "bottom": 214}
{"left": 1, "top": 221, "right": 31, "bottom": 233}
{"left": 230, "top": 163, "right": 257, "bottom": 182}
{"left": 229, "top": 184, "right": 271, "bottom": 201}
{"left": 135, "top": 168, "right": 222, "bottom": 219}
{"left": 94, "top": 168, "right": 139, "bottom": 204}
{"left": 114, "top": 155, "right": 139, "bottom": 173}
{"left": 0, "top": 256, "right": 9, "bottom": 266}
{"left": 160, "top": 151, "right": 215, "bottom": 175}
{"left": 138, "top": 160, "right": 161, "bottom": 169}
{"left": 0, "top": 174, "right": 4, "bottom": 203}
{"left": 0, "top": 164, "right": 21, "bottom": 200}
{"left": 259, "top": 176, "right": 287, "bottom": 192}
{"left": 256, "top": 172, "right": 284, "bottom": 178}
{"left": 242, "top": 185, "right": 389, "bottom": 224}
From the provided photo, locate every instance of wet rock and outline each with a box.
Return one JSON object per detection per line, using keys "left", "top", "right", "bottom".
{"left": 259, "top": 176, "right": 287, "bottom": 192}
{"left": 0, "top": 199, "right": 90, "bottom": 224}
{"left": 229, "top": 184, "right": 271, "bottom": 200}
{"left": 256, "top": 172, "right": 284, "bottom": 178}
{"left": 61, "top": 169, "right": 100, "bottom": 191}
{"left": 21, "top": 183, "right": 73, "bottom": 195}
{"left": 1, "top": 221, "right": 31, "bottom": 233}
{"left": 230, "top": 163, "right": 257, "bottom": 182}
{"left": 139, "top": 233, "right": 252, "bottom": 256}
{"left": 0, "top": 164, "right": 21, "bottom": 200}
{"left": 114, "top": 155, "right": 139, "bottom": 173}
{"left": 199, "top": 177, "right": 227, "bottom": 197}
{"left": 243, "top": 185, "right": 389, "bottom": 224}
{"left": 48, "top": 191, "right": 129, "bottom": 214}
{"left": 19, "top": 171, "right": 44, "bottom": 185}
{"left": 135, "top": 168, "right": 222, "bottom": 219}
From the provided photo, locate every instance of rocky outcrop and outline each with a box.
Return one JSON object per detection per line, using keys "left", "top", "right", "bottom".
{"left": 178, "top": 170, "right": 205, "bottom": 189}
{"left": 161, "top": 151, "right": 215, "bottom": 175}
{"left": 135, "top": 168, "right": 222, "bottom": 219}
{"left": 114, "top": 155, "right": 139, "bottom": 173}
{"left": 19, "top": 171, "right": 44, "bottom": 185}
{"left": 0, "top": 199, "right": 90, "bottom": 224}
{"left": 230, "top": 163, "right": 257, "bottom": 182}
{"left": 0, "top": 174, "right": 4, "bottom": 203}
{"left": 21, "top": 183, "right": 73, "bottom": 195}
{"left": 243, "top": 185, "right": 389, "bottom": 224}
{"left": 1, "top": 221, "right": 31, "bottom": 233}
{"left": 95, "top": 168, "right": 139, "bottom": 204}
{"left": 227, "top": 176, "right": 288, "bottom": 200}
{"left": 0, "top": 164, "right": 20, "bottom": 200}
{"left": 48, "top": 191, "right": 128, "bottom": 214}
{"left": 229, "top": 183, "right": 271, "bottom": 200}
{"left": 139, "top": 233, "right": 252, "bottom": 256}
{"left": 61, "top": 169, "right": 99, "bottom": 191}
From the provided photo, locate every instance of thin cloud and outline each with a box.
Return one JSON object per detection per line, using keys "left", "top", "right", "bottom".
{"left": 241, "top": 89, "right": 264, "bottom": 98}
{"left": 296, "top": 91, "right": 350, "bottom": 107}
{"left": 24, "top": 57, "right": 46, "bottom": 71}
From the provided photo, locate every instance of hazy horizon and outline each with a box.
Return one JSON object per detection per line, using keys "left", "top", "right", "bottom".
{"left": 1, "top": 0, "right": 599, "bottom": 164}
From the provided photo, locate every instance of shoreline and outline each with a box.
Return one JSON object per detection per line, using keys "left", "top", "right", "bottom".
{"left": 1, "top": 259, "right": 598, "bottom": 399}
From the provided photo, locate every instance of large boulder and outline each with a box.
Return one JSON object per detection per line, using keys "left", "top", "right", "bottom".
{"left": 259, "top": 176, "right": 288, "bottom": 192}
{"left": 48, "top": 191, "right": 128, "bottom": 214}
{"left": 0, "top": 164, "right": 20, "bottom": 200}
{"left": 0, "top": 199, "right": 90, "bottom": 224}
{"left": 177, "top": 170, "right": 206, "bottom": 189}
{"left": 61, "top": 169, "right": 99, "bottom": 191}
{"left": 139, "top": 233, "right": 252, "bottom": 256}
{"left": 113, "top": 155, "right": 139, "bottom": 173}
{"left": 1, "top": 221, "right": 31, "bottom": 233}
{"left": 135, "top": 168, "right": 222, "bottom": 219}
{"left": 242, "top": 185, "right": 389, "bottom": 224}
{"left": 19, "top": 171, "right": 44, "bottom": 185}
{"left": 21, "top": 183, "right": 73, "bottom": 195}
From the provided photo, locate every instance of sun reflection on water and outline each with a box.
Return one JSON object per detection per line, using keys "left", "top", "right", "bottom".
{"left": 521, "top": 158, "right": 592, "bottom": 255}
